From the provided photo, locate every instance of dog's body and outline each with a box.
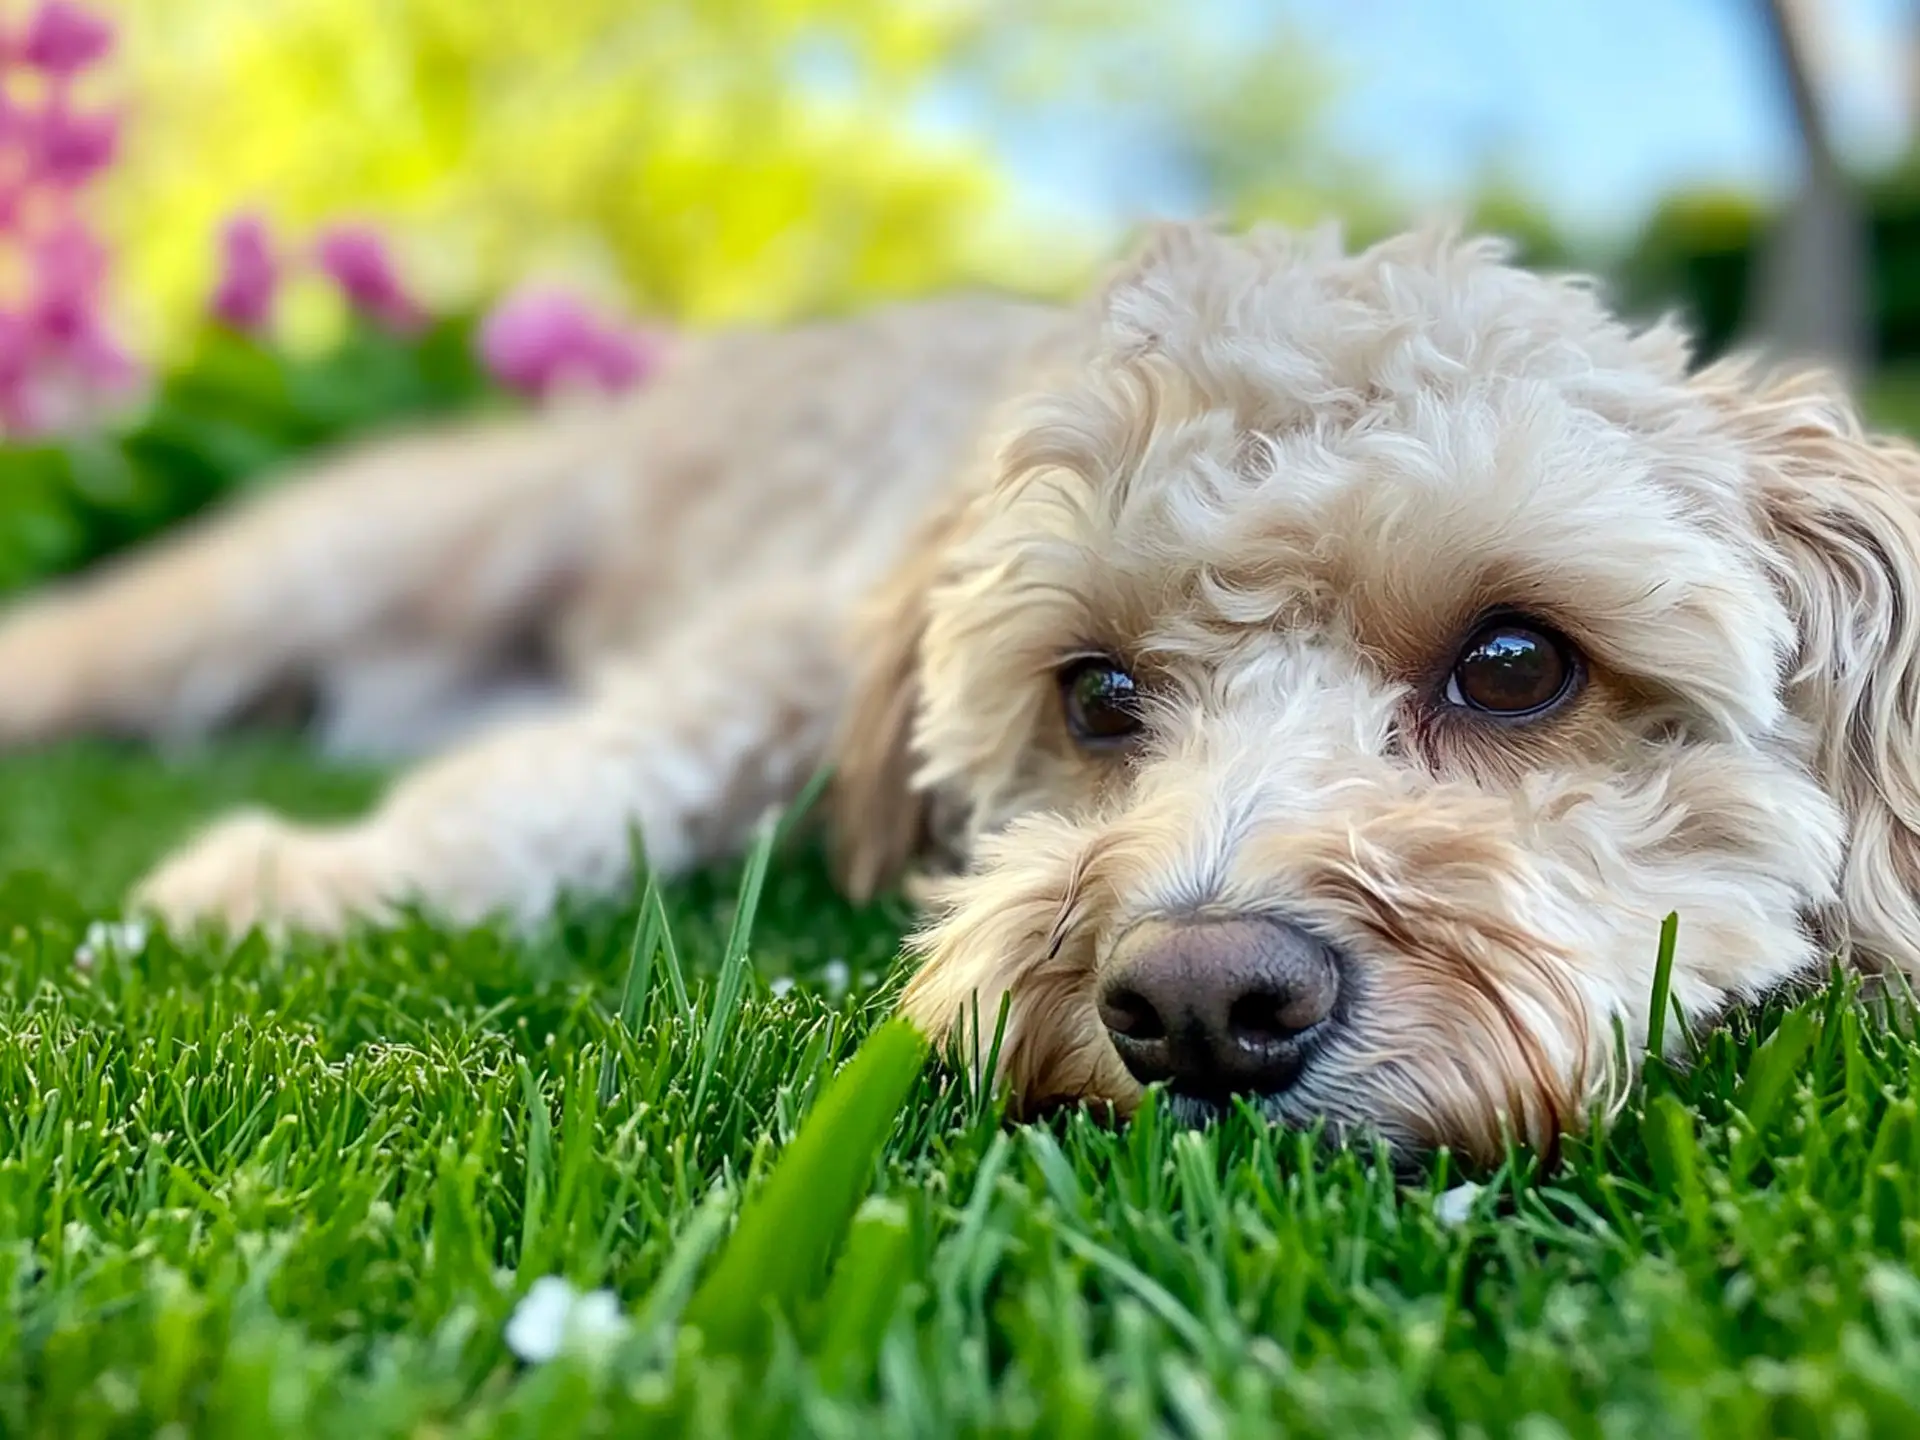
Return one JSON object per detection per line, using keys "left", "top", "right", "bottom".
{"left": 8, "top": 222, "right": 1920, "bottom": 1161}
{"left": 0, "top": 293, "right": 1077, "bottom": 920}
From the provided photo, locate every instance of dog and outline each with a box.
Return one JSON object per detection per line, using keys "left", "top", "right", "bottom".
{"left": 0, "top": 220, "right": 1913, "bottom": 1162}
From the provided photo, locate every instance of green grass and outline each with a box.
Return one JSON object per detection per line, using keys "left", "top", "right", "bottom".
{"left": 4, "top": 743, "right": 1920, "bottom": 1438}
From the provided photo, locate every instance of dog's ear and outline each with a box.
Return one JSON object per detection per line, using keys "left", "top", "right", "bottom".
{"left": 1709, "top": 362, "right": 1920, "bottom": 972}
{"left": 828, "top": 488, "right": 979, "bottom": 902}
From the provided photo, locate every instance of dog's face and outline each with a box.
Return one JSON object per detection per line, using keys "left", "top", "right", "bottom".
{"left": 833, "top": 223, "right": 1920, "bottom": 1161}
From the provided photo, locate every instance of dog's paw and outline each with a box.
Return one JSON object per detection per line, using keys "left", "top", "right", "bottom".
{"left": 132, "top": 809, "right": 394, "bottom": 937}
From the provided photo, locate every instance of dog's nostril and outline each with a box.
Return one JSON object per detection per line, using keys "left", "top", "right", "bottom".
{"left": 1227, "top": 991, "right": 1286, "bottom": 1048}
{"left": 1099, "top": 986, "right": 1167, "bottom": 1041}
{"left": 1227, "top": 986, "right": 1326, "bottom": 1048}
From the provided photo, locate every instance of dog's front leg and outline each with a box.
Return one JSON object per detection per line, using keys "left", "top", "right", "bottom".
{"left": 132, "top": 584, "right": 848, "bottom": 935}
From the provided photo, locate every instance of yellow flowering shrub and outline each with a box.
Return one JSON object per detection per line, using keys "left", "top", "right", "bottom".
{"left": 100, "top": 0, "right": 1095, "bottom": 353}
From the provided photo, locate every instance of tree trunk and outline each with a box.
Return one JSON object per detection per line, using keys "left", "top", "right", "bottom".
{"left": 1749, "top": 0, "right": 1870, "bottom": 381}
{"left": 1906, "top": 0, "right": 1920, "bottom": 152}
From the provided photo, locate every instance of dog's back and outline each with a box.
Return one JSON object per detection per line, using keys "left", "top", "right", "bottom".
{"left": 555, "top": 293, "right": 1070, "bottom": 673}
{"left": 0, "top": 292, "right": 1069, "bottom": 760}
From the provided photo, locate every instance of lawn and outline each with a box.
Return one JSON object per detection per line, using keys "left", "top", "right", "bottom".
{"left": 4, "top": 375, "right": 1920, "bottom": 1438}
{"left": 0, "top": 740, "right": 1916, "bottom": 1438}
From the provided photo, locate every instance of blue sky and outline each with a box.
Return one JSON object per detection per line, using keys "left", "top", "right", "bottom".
{"left": 997, "top": 0, "right": 1917, "bottom": 246}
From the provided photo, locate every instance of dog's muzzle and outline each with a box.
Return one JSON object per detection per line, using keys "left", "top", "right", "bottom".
{"left": 1097, "top": 914, "right": 1344, "bottom": 1103}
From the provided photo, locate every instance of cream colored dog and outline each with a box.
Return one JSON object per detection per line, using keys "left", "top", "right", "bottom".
{"left": 1, "top": 221, "right": 1914, "bottom": 1160}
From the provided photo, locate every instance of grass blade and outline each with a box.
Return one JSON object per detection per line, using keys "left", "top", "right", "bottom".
{"left": 654, "top": 882, "right": 692, "bottom": 1024}
{"left": 815, "top": 1195, "right": 913, "bottom": 1392}
{"left": 1051, "top": 1225, "right": 1215, "bottom": 1357}
{"left": 628, "top": 1182, "right": 738, "bottom": 1356}
{"left": 611, "top": 821, "right": 691, "bottom": 1028}
{"left": 683, "top": 1017, "right": 930, "bottom": 1357}
{"left": 774, "top": 764, "right": 834, "bottom": 850}
{"left": 691, "top": 811, "right": 778, "bottom": 1116}
{"left": 517, "top": 1060, "right": 553, "bottom": 1263}
{"left": 617, "top": 873, "right": 665, "bottom": 1034}
{"left": 1645, "top": 911, "right": 1680, "bottom": 1059}
{"left": 1734, "top": 1003, "right": 1817, "bottom": 1139}
{"left": 598, "top": 827, "right": 696, "bottom": 1104}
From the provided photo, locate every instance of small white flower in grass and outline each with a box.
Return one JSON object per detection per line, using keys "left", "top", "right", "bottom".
{"left": 505, "top": 1276, "right": 629, "bottom": 1364}
{"left": 73, "top": 918, "right": 148, "bottom": 971}
{"left": 1433, "top": 1181, "right": 1484, "bottom": 1228}
{"left": 768, "top": 976, "right": 795, "bottom": 998}
{"left": 821, "top": 958, "right": 850, "bottom": 998}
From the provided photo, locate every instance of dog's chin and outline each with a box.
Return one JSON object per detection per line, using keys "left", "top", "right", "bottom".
{"left": 1155, "top": 1089, "right": 1248, "bottom": 1128}
{"left": 1144, "top": 1029, "right": 1333, "bottom": 1130}
{"left": 1013, "top": 1068, "right": 1449, "bottom": 1173}
{"left": 1002, "top": 1012, "right": 1479, "bottom": 1164}
{"left": 1154, "top": 1082, "right": 1436, "bottom": 1176}
{"left": 1150, "top": 1071, "right": 1335, "bottom": 1135}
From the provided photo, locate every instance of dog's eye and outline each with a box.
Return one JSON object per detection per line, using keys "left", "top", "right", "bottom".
{"left": 1445, "top": 619, "right": 1577, "bottom": 718}
{"left": 1060, "top": 657, "right": 1141, "bottom": 745}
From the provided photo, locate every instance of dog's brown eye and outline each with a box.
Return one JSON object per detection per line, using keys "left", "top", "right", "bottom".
{"left": 1446, "top": 620, "right": 1576, "bottom": 717}
{"left": 1061, "top": 657, "right": 1141, "bottom": 745}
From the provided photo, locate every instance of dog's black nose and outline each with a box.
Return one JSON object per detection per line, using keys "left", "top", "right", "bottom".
{"left": 1098, "top": 915, "right": 1342, "bottom": 1099}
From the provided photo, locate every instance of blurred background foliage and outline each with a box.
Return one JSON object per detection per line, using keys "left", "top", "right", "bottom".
{"left": 107, "top": 0, "right": 1026, "bottom": 352}
{"left": 101, "top": 0, "right": 1377, "bottom": 356}
{"left": 5, "top": 0, "right": 1918, "bottom": 598}
{"left": 68, "top": 1, "right": 1920, "bottom": 369}
{"left": 0, "top": 316, "right": 492, "bottom": 593}
{"left": 1618, "top": 163, "right": 1920, "bottom": 367}
{"left": 9, "top": 0, "right": 1419, "bottom": 592}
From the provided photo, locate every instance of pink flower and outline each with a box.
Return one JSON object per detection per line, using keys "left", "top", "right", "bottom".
{"left": 30, "top": 101, "right": 118, "bottom": 190}
{"left": 64, "top": 307, "right": 136, "bottom": 391}
{"left": 0, "top": 303, "right": 135, "bottom": 438}
{"left": 209, "top": 212, "right": 278, "bottom": 332}
{"left": 0, "top": 221, "right": 142, "bottom": 436}
{"left": 17, "top": 1, "right": 114, "bottom": 77}
{"left": 0, "top": 94, "right": 26, "bottom": 150}
{"left": 0, "top": 311, "right": 42, "bottom": 432}
{"left": 27, "top": 217, "right": 108, "bottom": 344}
{"left": 313, "top": 224, "right": 424, "bottom": 331}
{"left": 477, "top": 287, "right": 662, "bottom": 399}
{"left": 0, "top": 1, "right": 139, "bottom": 438}
{"left": 578, "top": 326, "right": 654, "bottom": 390}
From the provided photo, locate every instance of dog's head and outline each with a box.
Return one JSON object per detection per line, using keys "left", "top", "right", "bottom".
{"left": 830, "top": 221, "right": 1920, "bottom": 1161}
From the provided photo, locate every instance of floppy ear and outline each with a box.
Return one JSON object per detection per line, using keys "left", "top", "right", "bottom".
{"left": 1710, "top": 362, "right": 1920, "bottom": 975}
{"left": 827, "top": 487, "right": 979, "bottom": 902}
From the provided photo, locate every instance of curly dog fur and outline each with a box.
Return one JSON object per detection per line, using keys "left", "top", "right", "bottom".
{"left": 5, "top": 221, "right": 1917, "bottom": 1160}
